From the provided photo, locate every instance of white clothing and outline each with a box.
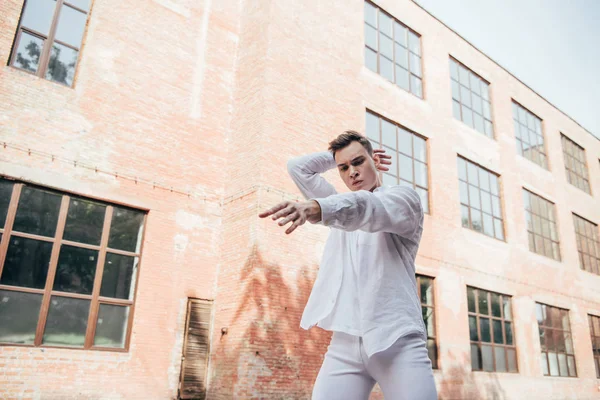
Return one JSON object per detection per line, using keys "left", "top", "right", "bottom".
{"left": 312, "top": 331, "right": 437, "bottom": 400}
{"left": 287, "top": 152, "right": 426, "bottom": 358}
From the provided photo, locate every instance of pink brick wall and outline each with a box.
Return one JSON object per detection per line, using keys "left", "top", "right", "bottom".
{"left": 1, "top": 0, "right": 599, "bottom": 399}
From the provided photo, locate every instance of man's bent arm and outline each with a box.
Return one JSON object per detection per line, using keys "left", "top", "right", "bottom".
{"left": 311, "top": 185, "right": 423, "bottom": 240}
{"left": 287, "top": 152, "right": 338, "bottom": 199}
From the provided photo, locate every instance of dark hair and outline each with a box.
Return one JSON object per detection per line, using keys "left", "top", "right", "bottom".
{"left": 328, "top": 130, "right": 373, "bottom": 158}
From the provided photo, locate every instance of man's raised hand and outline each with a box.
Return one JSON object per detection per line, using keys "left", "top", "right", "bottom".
{"left": 373, "top": 148, "right": 392, "bottom": 172}
{"left": 259, "top": 200, "right": 322, "bottom": 235}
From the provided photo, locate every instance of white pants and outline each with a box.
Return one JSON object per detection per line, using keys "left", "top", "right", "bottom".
{"left": 312, "top": 332, "right": 437, "bottom": 400}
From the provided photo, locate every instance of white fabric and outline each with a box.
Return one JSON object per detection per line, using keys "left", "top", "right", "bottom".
{"left": 312, "top": 331, "right": 437, "bottom": 400}
{"left": 287, "top": 152, "right": 426, "bottom": 358}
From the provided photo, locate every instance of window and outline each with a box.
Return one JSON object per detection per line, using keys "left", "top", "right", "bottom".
{"left": 449, "top": 58, "right": 493, "bottom": 138}
{"left": 536, "top": 303, "right": 576, "bottom": 377}
{"left": 561, "top": 134, "right": 591, "bottom": 194}
{"left": 467, "top": 287, "right": 517, "bottom": 373}
{"left": 366, "top": 111, "right": 429, "bottom": 212}
{"left": 0, "top": 178, "right": 145, "bottom": 350}
{"left": 512, "top": 102, "right": 547, "bottom": 169}
{"left": 364, "top": 1, "right": 423, "bottom": 97}
{"left": 457, "top": 157, "right": 504, "bottom": 240}
{"left": 573, "top": 214, "right": 600, "bottom": 275}
{"left": 523, "top": 189, "right": 560, "bottom": 261}
{"left": 589, "top": 315, "right": 600, "bottom": 379}
{"left": 9, "top": 0, "right": 91, "bottom": 87}
{"left": 417, "top": 275, "right": 437, "bottom": 369}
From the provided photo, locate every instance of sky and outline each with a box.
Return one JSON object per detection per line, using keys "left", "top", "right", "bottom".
{"left": 413, "top": 0, "right": 600, "bottom": 140}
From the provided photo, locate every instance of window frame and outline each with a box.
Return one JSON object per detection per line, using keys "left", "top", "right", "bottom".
{"left": 364, "top": 0, "right": 424, "bottom": 98}
{"left": 8, "top": 0, "right": 92, "bottom": 87}
{"left": 0, "top": 177, "right": 146, "bottom": 352}
{"left": 416, "top": 275, "right": 437, "bottom": 369}
{"left": 573, "top": 213, "right": 600, "bottom": 276}
{"left": 467, "top": 286, "right": 518, "bottom": 373}
{"left": 457, "top": 156, "right": 505, "bottom": 241}
{"left": 512, "top": 100, "right": 548, "bottom": 170}
{"left": 589, "top": 314, "right": 600, "bottom": 379}
{"left": 536, "top": 303, "right": 577, "bottom": 377}
{"left": 561, "top": 134, "right": 591, "bottom": 195}
{"left": 365, "top": 110, "right": 430, "bottom": 213}
{"left": 449, "top": 57, "right": 494, "bottom": 139}
{"left": 523, "top": 188, "right": 561, "bottom": 261}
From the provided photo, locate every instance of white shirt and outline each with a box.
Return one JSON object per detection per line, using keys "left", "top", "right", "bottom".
{"left": 287, "top": 151, "right": 426, "bottom": 358}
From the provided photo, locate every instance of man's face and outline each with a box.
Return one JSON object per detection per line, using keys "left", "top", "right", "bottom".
{"left": 335, "top": 141, "right": 381, "bottom": 192}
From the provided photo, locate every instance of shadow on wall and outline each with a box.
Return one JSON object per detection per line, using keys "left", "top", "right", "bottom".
{"left": 438, "top": 363, "right": 507, "bottom": 400}
{"left": 208, "top": 245, "right": 331, "bottom": 399}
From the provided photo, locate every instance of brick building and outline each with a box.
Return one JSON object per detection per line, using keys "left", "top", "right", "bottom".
{"left": 0, "top": 0, "right": 599, "bottom": 399}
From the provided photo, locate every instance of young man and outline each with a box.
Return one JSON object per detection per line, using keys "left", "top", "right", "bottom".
{"left": 259, "top": 131, "right": 437, "bottom": 399}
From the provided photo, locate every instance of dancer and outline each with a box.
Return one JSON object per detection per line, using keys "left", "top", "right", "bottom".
{"left": 259, "top": 131, "right": 437, "bottom": 399}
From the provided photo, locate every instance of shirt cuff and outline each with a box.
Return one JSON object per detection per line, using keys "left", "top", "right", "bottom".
{"left": 311, "top": 197, "right": 335, "bottom": 226}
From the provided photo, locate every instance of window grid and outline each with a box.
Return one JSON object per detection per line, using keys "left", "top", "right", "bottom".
{"left": 417, "top": 275, "right": 437, "bottom": 369}
{"left": 467, "top": 287, "right": 517, "bottom": 373}
{"left": 512, "top": 102, "right": 547, "bottom": 169}
{"left": 536, "top": 303, "right": 577, "bottom": 377}
{"left": 589, "top": 315, "right": 600, "bottom": 379}
{"left": 449, "top": 58, "right": 493, "bottom": 138}
{"left": 561, "top": 134, "right": 591, "bottom": 194}
{"left": 365, "top": 111, "right": 429, "bottom": 213}
{"left": 9, "top": 0, "right": 91, "bottom": 87}
{"left": 573, "top": 214, "right": 600, "bottom": 276}
{"left": 457, "top": 157, "right": 504, "bottom": 240}
{"left": 0, "top": 178, "right": 145, "bottom": 351}
{"left": 523, "top": 189, "right": 560, "bottom": 261}
{"left": 364, "top": 1, "right": 423, "bottom": 97}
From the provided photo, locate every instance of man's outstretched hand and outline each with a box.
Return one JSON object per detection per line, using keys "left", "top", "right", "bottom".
{"left": 259, "top": 200, "right": 322, "bottom": 234}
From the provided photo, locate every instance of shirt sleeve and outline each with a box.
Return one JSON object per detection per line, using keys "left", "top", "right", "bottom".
{"left": 287, "top": 152, "right": 338, "bottom": 199}
{"left": 312, "top": 185, "right": 423, "bottom": 240}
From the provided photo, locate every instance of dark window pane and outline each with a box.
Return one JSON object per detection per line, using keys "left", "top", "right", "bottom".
{"left": 53, "top": 245, "right": 98, "bottom": 295}
{"left": 507, "top": 348, "right": 517, "bottom": 372}
{"left": 100, "top": 253, "right": 137, "bottom": 300}
{"left": 480, "top": 317, "right": 491, "bottom": 342}
{"left": 467, "top": 287, "right": 476, "bottom": 312}
{"left": 42, "top": 296, "right": 89, "bottom": 347}
{"left": 471, "top": 343, "right": 481, "bottom": 371}
{"left": 45, "top": 42, "right": 78, "bottom": 87}
{"left": 63, "top": 198, "right": 106, "bottom": 245}
{"left": 505, "top": 322, "right": 513, "bottom": 345}
{"left": 54, "top": 4, "right": 87, "bottom": 48}
{"left": 568, "top": 356, "right": 577, "bottom": 377}
{"left": 108, "top": 207, "right": 144, "bottom": 252}
{"left": 469, "top": 316, "right": 478, "bottom": 341}
{"left": 491, "top": 293, "right": 501, "bottom": 317}
{"left": 420, "top": 277, "right": 433, "bottom": 305}
{"left": 0, "top": 180, "right": 14, "bottom": 227}
{"left": 1, "top": 236, "right": 52, "bottom": 289}
{"left": 94, "top": 304, "right": 129, "bottom": 348}
{"left": 13, "top": 186, "right": 62, "bottom": 237}
{"left": 495, "top": 347, "right": 506, "bottom": 372}
{"left": 482, "top": 344, "right": 493, "bottom": 372}
{"left": 427, "top": 339, "right": 437, "bottom": 369}
{"left": 493, "top": 319, "right": 503, "bottom": 344}
{"left": 20, "top": 0, "right": 57, "bottom": 35}
{"left": 0, "top": 290, "right": 43, "bottom": 344}
{"left": 478, "top": 291, "right": 489, "bottom": 315}
{"left": 422, "top": 307, "right": 435, "bottom": 337}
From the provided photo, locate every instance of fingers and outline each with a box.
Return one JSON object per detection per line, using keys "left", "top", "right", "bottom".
{"left": 378, "top": 166, "right": 390, "bottom": 172}
{"left": 286, "top": 219, "right": 302, "bottom": 235}
{"left": 258, "top": 201, "right": 289, "bottom": 218}
{"left": 271, "top": 206, "right": 295, "bottom": 221}
{"left": 278, "top": 212, "right": 298, "bottom": 226}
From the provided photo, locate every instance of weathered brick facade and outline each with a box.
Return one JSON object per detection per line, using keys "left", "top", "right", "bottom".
{"left": 1, "top": 0, "right": 599, "bottom": 399}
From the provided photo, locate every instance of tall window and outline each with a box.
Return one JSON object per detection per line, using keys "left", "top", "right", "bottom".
{"left": 512, "top": 102, "right": 547, "bottom": 169}
{"left": 9, "top": 0, "right": 91, "bottom": 87}
{"left": 523, "top": 189, "right": 560, "bottom": 261}
{"left": 536, "top": 303, "right": 577, "bottom": 377}
{"left": 365, "top": 111, "right": 429, "bottom": 212}
{"left": 364, "top": 1, "right": 423, "bottom": 97}
{"left": 0, "top": 178, "right": 145, "bottom": 350}
{"left": 467, "top": 287, "right": 517, "bottom": 373}
{"left": 449, "top": 58, "right": 493, "bottom": 138}
{"left": 561, "top": 134, "right": 591, "bottom": 194}
{"left": 457, "top": 157, "right": 504, "bottom": 240}
{"left": 573, "top": 214, "right": 600, "bottom": 275}
{"left": 589, "top": 314, "right": 600, "bottom": 379}
{"left": 417, "top": 275, "right": 437, "bottom": 369}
